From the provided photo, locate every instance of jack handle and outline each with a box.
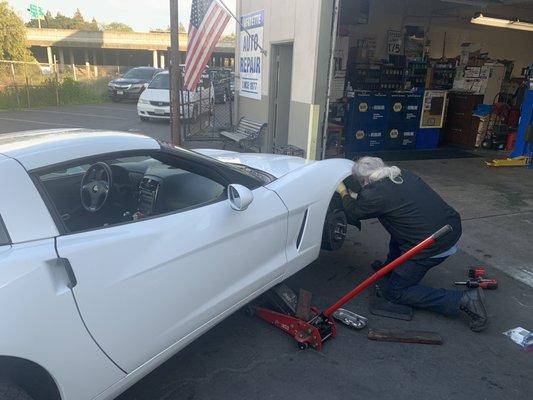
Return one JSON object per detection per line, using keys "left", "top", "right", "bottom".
{"left": 322, "top": 225, "right": 453, "bottom": 318}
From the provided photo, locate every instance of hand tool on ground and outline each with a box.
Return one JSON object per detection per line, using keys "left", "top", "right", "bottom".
{"left": 253, "top": 225, "right": 453, "bottom": 351}
{"left": 455, "top": 267, "right": 499, "bottom": 290}
{"left": 454, "top": 278, "right": 499, "bottom": 290}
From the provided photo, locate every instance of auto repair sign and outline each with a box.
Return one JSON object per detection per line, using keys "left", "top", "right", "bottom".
{"left": 239, "top": 10, "right": 264, "bottom": 100}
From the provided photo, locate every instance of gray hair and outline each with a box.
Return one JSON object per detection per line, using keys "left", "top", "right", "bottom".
{"left": 352, "top": 157, "right": 403, "bottom": 185}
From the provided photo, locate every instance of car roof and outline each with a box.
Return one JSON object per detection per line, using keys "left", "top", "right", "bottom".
{"left": 0, "top": 129, "right": 160, "bottom": 170}
{"left": 129, "top": 66, "right": 161, "bottom": 71}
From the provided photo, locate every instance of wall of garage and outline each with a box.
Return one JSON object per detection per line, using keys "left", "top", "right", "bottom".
{"left": 236, "top": 0, "right": 334, "bottom": 158}
{"left": 341, "top": 0, "right": 533, "bottom": 76}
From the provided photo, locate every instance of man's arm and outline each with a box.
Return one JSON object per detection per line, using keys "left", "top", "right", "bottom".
{"left": 337, "top": 183, "right": 385, "bottom": 221}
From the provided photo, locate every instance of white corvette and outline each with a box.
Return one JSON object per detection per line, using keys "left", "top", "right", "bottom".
{"left": 0, "top": 129, "right": 355, "bottom": 400}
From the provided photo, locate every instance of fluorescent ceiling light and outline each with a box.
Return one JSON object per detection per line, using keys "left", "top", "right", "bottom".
{"left": 471, "top": 13, "right": 533, "bottom": 32}
{"left": 442, "top": 0, "right": 488, "bottom": 7}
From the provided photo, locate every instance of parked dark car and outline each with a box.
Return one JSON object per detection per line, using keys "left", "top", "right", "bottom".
{"left": 108, "top": 67, "right": 163, "bottom": 101}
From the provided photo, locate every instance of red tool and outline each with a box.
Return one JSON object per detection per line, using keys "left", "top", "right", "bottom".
{"left": 455, "top": 266, "right": 499, "bottom": 290}
{"left": 455, "top": 279, "right": 498, "bottom": 290}
{"left": 468, "top": 267, "right": 487, "bottom": 279}
{"left": 254, "top": 225, "right": 453, "bottom": 350}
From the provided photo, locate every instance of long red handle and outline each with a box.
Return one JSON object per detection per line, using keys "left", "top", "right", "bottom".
{"left": 323, "top": 225, "right": 453, "bottom": 317}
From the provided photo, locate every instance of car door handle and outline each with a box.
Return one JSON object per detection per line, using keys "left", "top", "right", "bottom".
{"left": 57, "top": 257, "right": 77, "bottom": 289}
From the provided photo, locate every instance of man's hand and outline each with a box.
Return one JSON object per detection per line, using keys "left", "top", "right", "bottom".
{"left": 337, "top": 182, "right": 348, "bottom": 197}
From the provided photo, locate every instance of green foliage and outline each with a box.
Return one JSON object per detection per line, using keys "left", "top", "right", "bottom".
{"left": 26, "top": 8, "right": 99, "bottom": 31}
{"left": 0, "top": 76, "right": 107, "bottom": 110}
{"left": 103, "top": 22, "right": 133, "bottom": 32}
{"left": 0, "top": 1, "right": 32, "bottom": 61}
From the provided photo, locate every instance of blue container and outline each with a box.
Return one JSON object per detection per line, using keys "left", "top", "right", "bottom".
{"left": 416, "top": 128, "right": 441, "bottom": 149}
{"left": 389, "top": 93, "right": 407, "bottom": 125}
{"left": 384, "top": 126, "right": 417, "bottom": 150}
{"left": 346, "top": 123, "right": 385, "bottom": 152}
{"left": 404, "top": 93, "right": 423, "bottom": 125}
{"left": 350, "top": 92, "right": 389, "bottom": 126}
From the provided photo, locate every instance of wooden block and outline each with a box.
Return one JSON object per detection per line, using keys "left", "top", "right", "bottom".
{"left": 368, "top": 329, "right": 443, "bottom": 345}
{"left": 295, "top": 289, "right": 312, "bottom": 321}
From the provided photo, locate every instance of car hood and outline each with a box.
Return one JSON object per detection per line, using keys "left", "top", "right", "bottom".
{"left": 140, "top": 89, "right": 170, "bottom": 102}
{"left": 111, "top": 78, "right": 147, "bottom": 85}
{"left": 195, "top": 149, "right": 313, "bottom": 178}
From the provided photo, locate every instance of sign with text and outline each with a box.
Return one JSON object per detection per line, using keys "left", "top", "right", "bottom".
{"left": 387, "top": 30, "right": 403, "bottom": 55}
{"left": 239, "top": 10, "right": 264, "bottom": 100}
{"left": 28, "top": 3, "right": 45, "bottom": 20}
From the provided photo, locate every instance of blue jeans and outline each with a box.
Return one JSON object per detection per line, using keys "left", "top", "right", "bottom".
{"left": 382, "top": 239, "right": 463, "bottom": 316}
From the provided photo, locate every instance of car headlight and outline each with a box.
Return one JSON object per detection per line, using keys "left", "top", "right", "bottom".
{"left": 108, "top": 82, "right": 115, "bottom": 88}
{"left": 138, "top": 99, "right": 150, "bottom": 104}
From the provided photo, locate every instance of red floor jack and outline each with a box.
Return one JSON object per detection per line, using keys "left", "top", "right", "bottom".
{"left": 254, "top": 225, "right": 453, "bottom": 350}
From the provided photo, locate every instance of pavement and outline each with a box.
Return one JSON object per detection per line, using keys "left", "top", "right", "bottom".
{"left": 1, "top": 104, "right": 532, "bottom": 399}
{"left": 0, "top": 101, "right": 234, "bottom": 145}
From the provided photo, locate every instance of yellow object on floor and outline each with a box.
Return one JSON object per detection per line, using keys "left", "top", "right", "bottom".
{"left": 485, "top": 156, "right": 531, "bottom": 167}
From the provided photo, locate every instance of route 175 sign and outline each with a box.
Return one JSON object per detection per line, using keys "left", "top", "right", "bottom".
{"left": 387, "top": 30, "right": 403, "bottom": 55}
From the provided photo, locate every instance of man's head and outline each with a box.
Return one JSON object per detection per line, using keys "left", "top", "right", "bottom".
{"left": 352, "top": 157, "right": 403, "bottom": 186}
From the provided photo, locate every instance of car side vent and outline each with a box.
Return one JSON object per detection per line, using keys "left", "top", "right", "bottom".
{"left": 296, "top": 209, "right": 309, "bottom": 250}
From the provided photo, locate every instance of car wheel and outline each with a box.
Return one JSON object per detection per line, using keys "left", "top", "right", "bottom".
{"left": 139, "top": 116, "right": 150, "bottom": 122}
{"left": 321, "top": 208, "right": 347, "bottom": 251}
{"left": 0, "top": 381, "right": 34, "bottom": 400}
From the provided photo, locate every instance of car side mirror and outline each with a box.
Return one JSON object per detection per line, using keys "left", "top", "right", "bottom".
{"left": 228, "top": 184, "right": 253, "bottom": 211}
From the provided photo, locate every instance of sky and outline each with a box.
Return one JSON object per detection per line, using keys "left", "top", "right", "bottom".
{"left": 8, "top": 0, "right": 236, "bottom": 33}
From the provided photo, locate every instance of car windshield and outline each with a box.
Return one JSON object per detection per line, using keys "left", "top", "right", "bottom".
{"left": 149, "top": 74, "right": 170, "bottom": 90}
{"left": 123, "top": 69, "right": 156, "bottom": 80}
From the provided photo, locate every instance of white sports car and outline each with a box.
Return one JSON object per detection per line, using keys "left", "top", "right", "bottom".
{"left": 0, "top": 129, "right": 355, "bottom": 400}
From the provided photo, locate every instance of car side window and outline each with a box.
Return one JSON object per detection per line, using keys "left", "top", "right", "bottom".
{"left": 35, "top": 153, "right": 226, "bottom": 234}
{"left": 0, "top": 214, "right": 10, "bottom": 246}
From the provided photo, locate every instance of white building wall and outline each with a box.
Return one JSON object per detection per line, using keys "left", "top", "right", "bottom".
{"left": 237, "top": 0, "right": 329, "bottom": 155}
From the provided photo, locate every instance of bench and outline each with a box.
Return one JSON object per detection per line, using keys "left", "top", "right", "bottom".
{"left": 220, "top": 117, "right": 267, "bottom": 152}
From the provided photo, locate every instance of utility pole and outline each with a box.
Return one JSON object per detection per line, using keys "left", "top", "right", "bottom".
{"left": 169, "top": 0, "right": 182, "bottom": 146}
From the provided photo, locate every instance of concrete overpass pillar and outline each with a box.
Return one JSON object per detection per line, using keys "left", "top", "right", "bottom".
{"left": 92, "top": 49, "right": 98, "bottom": 77}
{"left": 160, "top": 53, "right": 165, "bottom": 69}
{"left": 152, "top": 50, "right": 158, "bottom": 68}
{"left": 46, "top": 46, "right": 53, "bottom": 66}
{"left": 58, "top": 48, "right": 65, "bottom": 71}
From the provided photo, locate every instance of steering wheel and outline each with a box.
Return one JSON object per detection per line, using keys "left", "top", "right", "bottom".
{"left": 80, "top": 162, "right": 113, "bottom": 213}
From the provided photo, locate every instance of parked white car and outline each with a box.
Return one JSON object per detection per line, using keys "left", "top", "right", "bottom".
{"left": 0, "top": 129, "right": 354, "bottom": 400}
{"left": 137, "top": 71, "right": 214, "bottom": 122}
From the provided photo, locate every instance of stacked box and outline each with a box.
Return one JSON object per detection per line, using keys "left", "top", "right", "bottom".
{"left": 384, "top": 127, "right": 417, "bottom": 150}
{"left": 346, "top": 92, "right": 389, "bottom": 152}
{"left": 346, "top": 91, "right": 425, "bottom": 153}
{"left": 384, "top": 93, "right": 423, "bottom": 150}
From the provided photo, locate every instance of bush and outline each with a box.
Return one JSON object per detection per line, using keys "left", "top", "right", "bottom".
{"left": 0, "top": 76, "right": 108, "bottom": 109}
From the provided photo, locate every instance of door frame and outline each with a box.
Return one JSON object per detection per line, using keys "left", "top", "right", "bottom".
{"left": 268, "top": 41, "right": 294, "bottom": 152}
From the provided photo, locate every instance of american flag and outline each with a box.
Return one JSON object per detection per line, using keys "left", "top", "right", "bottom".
{"left": 184, "top": 0, "right": 230, "bottom": 91}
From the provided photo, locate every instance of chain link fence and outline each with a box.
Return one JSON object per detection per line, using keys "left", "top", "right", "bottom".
{"left": 0, "top": 60, "right": 128, "bottom": 109}
{"left": 180, "top": 67, "right": 234, "bottom": 141}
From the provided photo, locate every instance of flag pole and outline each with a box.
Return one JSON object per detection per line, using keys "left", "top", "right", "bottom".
{"left": 169, "top": 0, "right": 183, "bottom": 146}
{"left": 216, "top": 0, "right": 267, "bottom": 56}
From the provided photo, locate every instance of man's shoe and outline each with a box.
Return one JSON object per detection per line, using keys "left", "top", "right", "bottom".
{"left": 460, "top": 288, "right": 488, "bottom": 332}
{"left": 371, "top": 260, "right": 383, "bottom": 272}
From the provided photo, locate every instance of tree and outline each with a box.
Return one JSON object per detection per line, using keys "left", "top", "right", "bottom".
{"left": 103, "top": 22, "right": 133, "bottom": 32}
{"left": 0, "top": 1, "right": 32, "bottom": 60}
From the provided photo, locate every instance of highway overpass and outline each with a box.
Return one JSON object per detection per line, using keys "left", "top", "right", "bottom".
{"left": 26, "top": 28, "right": 235, "bottom": 69}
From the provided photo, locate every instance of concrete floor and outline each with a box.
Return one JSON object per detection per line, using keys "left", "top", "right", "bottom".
{"left": 115, "top": 155, "right": 533, "bottom": 400}
{"left": 2, "top": 103, "right": 532, "bottom": 399}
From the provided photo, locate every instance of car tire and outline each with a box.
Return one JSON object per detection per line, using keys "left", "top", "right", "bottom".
{"left": 321, "top": 208, "right": 348, "bottom": 251}
{"left": 139, "top": 116, "right": 150, "bottom": 122}
{"left": 0, "top": 381, "right": 34, "bottom": 400}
